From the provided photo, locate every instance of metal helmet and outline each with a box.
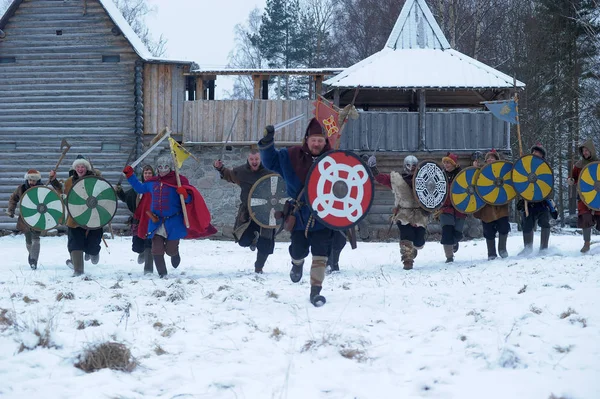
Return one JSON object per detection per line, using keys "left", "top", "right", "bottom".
{"left": 156, "top": 155, "right": 173, "bottom": 174}
{"left": 403, "top": 155, "right": 418, "bottom": 173}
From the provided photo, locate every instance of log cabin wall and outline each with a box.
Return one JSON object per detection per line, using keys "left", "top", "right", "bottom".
{"left": 0, "top": 0, "right": 141, "bottom": 231}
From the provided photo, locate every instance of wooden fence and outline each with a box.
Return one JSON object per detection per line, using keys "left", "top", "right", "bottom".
{"left": 182, "top": 100, "right": 510, "bottom": 152}
{"left": 183, "top": 100, "right": 312, "bottom": 143}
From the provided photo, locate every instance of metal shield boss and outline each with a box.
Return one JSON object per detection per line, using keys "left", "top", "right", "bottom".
{"left": 511, "top": 154, "right": 554, "bottom": 202}
{"left": 306, "top": 150, "right": 374, "bottom": 230}
{"left": 413, "top": 160, "right": 447, "bottom": 211}
{"left": 248, "top": 173, "right": 290, "bottom": 229}
{"left": 450, "top": 166, "right": 485, "bottom": 214}
{"left": 66, "top": 176, "right": 118, "bottom": 229}
{"left": 577, "top": 161, "right": 600, "bottom": 211}
{"left": 19, "top": 186, "right": 65, "bottom": 231}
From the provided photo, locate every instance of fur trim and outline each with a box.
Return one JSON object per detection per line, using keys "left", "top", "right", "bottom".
{"left": 72, "top": 157, "right": 92, "bottom": 171}
{"left": 442, "top": 153, "right": 458, "bottom": 166}
{"left": 390, "top": 171, "right": 429, "bottom": 227}
{"left": 24, "top": 169, "right": 41, "bottom": 181}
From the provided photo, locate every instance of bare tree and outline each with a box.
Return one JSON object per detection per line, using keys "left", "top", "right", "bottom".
{"left": 112, "top": 0, "right": 167, "bottom": 57}
{"left": 225, "top": 8, "right": 265, "bottom": 99}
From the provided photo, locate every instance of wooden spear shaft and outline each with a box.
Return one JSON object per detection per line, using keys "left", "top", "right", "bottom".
{"left": 169, "top": 136, "right": 190, "bottom": 228}
{"left": 514, "top": 92, "right": 529, "bottom": 218}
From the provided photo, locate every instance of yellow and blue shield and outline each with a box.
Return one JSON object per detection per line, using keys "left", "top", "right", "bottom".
{"left": 476, "top": 160, "right": 516, "bottom": 205}
{"left": 577, "top": 161, "right": 600, "bottom": 211}
{"left": 450, "top": 167, "right": 485, "bottom": 214}
{"left": 512, "top": 155, "right": 554, "bottom": 202}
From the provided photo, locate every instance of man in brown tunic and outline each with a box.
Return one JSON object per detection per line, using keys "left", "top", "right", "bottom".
{"left": 473, "top": 150, "right": 510, "bottom": 260}
{"left": 213, "top": 150, "right": 275, "bottom": 273}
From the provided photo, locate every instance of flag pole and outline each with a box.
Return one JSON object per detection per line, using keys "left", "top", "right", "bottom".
{"left": 513, "top": 78, "right": 528, "bottom": 217}
{"left": 168, "top": 130, "right": 190, "bottom": 228}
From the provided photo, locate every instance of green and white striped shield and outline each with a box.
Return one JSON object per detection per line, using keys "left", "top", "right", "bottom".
{"left": 67, "top": 176, "right": 117, "bottom": 229}
{"left": 19, "top": 186, "right": 65, "bottom": 231}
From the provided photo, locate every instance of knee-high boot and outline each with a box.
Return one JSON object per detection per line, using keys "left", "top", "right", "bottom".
{"left": 154, "top": 255, "right": 167, "bottom": 278}
{"left": 71, "top": 250, "right": 84, "bottom": 277}
{"left": 498, "top": 234, "right": 508, "bottom": 258}
{"left": 143, "top": 248, "right": 154, "bottom": 274}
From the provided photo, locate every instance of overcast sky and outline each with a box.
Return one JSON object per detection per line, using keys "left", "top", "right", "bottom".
{"left": 145, "top": 0, "right": 267, "bottom": 98}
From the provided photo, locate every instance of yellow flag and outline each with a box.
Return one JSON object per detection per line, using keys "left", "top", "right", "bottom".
{"left": 169, "top": 137, "right": 190, "bottom": 169}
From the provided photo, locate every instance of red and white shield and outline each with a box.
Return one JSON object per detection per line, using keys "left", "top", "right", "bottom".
{"left": 306, "top": 150, "right": 374, "bottom": 230}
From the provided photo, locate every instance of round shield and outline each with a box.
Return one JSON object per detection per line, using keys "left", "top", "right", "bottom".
{"left": 248, "top": 173, "right": 290, "bottom": 229}
{"left": 306, "top": 150, "right": 374, "bottom": 230}
{"left": 450, "top": 167, "right": 486, "bottom": 214}
{"left": 66, "top": 176, "right": 117, "bottom": 229}
{"left": 19, "top": 186, "right": 65, "bottom": 231}
{"left": 577, "top": 161, "right": 600, "bottom": 211}
{"left": 476, "top": 160, "right": 516, "bottom": 205}
{"left": 413, "top": 160, "right": 447, "bottom": 211}
{"left": 512, "top": 155, "right": 554, "bottom": 202}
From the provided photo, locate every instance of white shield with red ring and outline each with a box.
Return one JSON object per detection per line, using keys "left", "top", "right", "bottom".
{"left": 306, "top": 150, "right": 374, "bottom": 230}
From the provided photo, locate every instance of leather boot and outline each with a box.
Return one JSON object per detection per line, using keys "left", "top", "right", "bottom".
{"left": 498, "top": 234, "right": 508, "bottom": 258}
{"left": 290, "top": 259, "right": 304, "bottom": 283}
{"left": 143, "top": 248, "right": 153, "bottom": 274}
{"left": 518, "top": 231, "right": 534, "bottom": 256}
{"left": 137, "top": 252, "right": 145, "bottom": 264}
{"left": 540, "top": 228, "right": 550, "bottom": 251}
{"left": 581, "top": 228, "right": 592, "bottom": 253}
{"left": 154, "top": 255, "right": 167, "bottom": 278}
{"left": 30, "top": 239, "right": 40, "bottom": 269}
{"left": 71, "top": 250, "right": 84, "bottom": 277}
{"left": 400, "top": 240, "right": 414, "bottom": 270}
{"left": 90, "top": 253, "right": 100, "bottom": 264}
{"left": 327, "top": 249, "right": 341, "bottom": 273}
{"left": 254, "top": 252, "right": 269, "bottom": 273}
{"left": 486, "top": 239, "right": 497, "bottom": 260}
{"left": 171, "top": 254, "right": 181, "bottom": 268}
{"left": 443, "top": 245, "right": 454, "bottom": 263}
{"left": 310, "top": 285, "right": 326, "bottom": 307}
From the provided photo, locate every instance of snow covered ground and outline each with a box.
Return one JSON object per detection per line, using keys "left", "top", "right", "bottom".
{"left": 0, "top": 232, "right": 598, "bottom": 399}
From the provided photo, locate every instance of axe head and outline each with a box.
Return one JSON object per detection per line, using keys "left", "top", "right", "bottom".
{"left": 60, "top": 139, "right": 71, "bottom": 151}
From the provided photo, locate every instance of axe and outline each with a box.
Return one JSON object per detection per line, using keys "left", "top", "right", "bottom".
{"left": 47, "top": 139, "right": 71, "bottom": 185}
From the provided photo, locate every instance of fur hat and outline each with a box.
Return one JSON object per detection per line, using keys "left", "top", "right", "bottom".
{"left": 530, "top": 143, "right": 546, "bottom": 159}
{"left": 442, "top": 152, "right": 458, "bottom": 166}
{"left": 305, "top": 118, "right": 326, "bottom": 139}
{"left": 72, "top": 155, "right": 92, "bottom": 171}
{"left": 485, "top": 149, "right": 500, "bottom": 161}
{"left": 24, "top": 169, "right": 41, "bottom": 181}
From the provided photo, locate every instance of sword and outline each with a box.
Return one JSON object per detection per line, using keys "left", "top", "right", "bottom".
{"left": 220, "top": 109, "right": 239, "bottom": 160}
{"left": 274, "top": 114, "right": 306, "bottom": 132}
{"left": 131, "top": 128, "right": 171, "bottom": 168}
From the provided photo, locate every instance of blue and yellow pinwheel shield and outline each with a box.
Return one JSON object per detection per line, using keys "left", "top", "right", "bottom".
{"left": 577, "top": 161, "right": 600, "bottom": 211}
{"left": 476, "top": 160, "right": 516, "bottom": 205}
{"left": 512, "top": 155, "right": 554, "bottom": 202}
{"left": 450, "top": 166, "right": 485, "bottom": 214}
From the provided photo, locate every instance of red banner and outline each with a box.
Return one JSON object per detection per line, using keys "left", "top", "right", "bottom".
{"left": 313, "top": 98, "right": 340, "bottom": 149}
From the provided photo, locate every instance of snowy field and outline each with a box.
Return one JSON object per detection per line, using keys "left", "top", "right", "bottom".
{"left": 0, "top": 232, "right": 598, "bottom": 399}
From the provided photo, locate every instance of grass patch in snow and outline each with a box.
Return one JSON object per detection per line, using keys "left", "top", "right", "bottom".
{"left": 559, "top": 308, "right": 577, "bottom": 319}
{"left": 56, "top": 292, "right": 75, "bottom": 301}
{"left": 75, "top": 342, "right": 137, "bottom": 373}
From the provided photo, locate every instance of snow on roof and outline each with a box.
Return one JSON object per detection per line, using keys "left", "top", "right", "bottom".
{"left": 325, "top": 48, "right": 524, "bottom": 89}
{"left": 98, "top": 0, "right": 190, "bottom": 64}
{"left": 325, "top": 0, "right": 524, "bottom": 89}
{"left": 189, "top": 68, "right": 345, "bottom": 75}
{"left": 0, "top": 0, "right": 191, "bottom": 64}
{"left": 385, "top": 0, "right": 450, "bottom": 50}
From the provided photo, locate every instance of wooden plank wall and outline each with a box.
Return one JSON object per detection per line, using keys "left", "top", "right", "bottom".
{"left": 183, "top": 99, "right": 312, "bottom": 143}
{"left": 143, "top": 63, "right": 187, "bottom": 135}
